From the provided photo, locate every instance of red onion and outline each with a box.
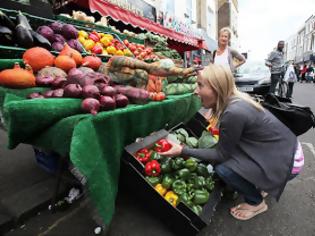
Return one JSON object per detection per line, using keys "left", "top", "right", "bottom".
{"left": 81, "top": 98, "right": 100, "bottom": 115}
{"left": 51, "top": 76, "right": 67, "bottom": 88}
{"left": 49, "top": 22, "right": 63, "bottom": 34}
{"left": 67, "top": 68, "right": 85, "bottom": 85}
{"left": 96, "top": 83, "right": 107, "bottom": 91}
{"left": 82, "top": 85, "right": 100, "bottom": 99}
{"left": 77, "top": 66, "right": 94, "bottom": 75}
{"left": 100, "top": 85, "right": 116, "bottom": 97}
{"left": 36, "top": 75, "right": 55, "bottom": 86}
{"left": 115, "top": 94, "right": 129, "bottom": 108}
{"left": 27, "top": 92, "right": 43, "bottom": 99}
{"left": 42, "top": 90, "right": 54, "bottom": 98}
{"left": 63, "top": 84, "right": 83, "bottom": 98}
{"left": 99, "top": 95, "right": 116, "bottom": 111}
{"left": 52, "top": 88, "right": 64, "bottom": 98}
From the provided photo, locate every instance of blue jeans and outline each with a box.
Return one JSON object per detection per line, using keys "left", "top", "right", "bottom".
{"left": 215, "top": 164, "right": 297, "bottom": 206}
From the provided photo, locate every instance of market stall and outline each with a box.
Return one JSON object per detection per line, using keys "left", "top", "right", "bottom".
{"left": 0, "top": 4, "right": 209, "bottom": 231}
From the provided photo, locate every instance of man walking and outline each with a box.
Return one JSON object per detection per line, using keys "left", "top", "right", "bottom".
{"left": 265, "top": 41, "right": 285, "bottom": 94}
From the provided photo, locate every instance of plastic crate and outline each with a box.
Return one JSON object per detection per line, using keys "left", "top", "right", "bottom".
{"left": 0, "top": 58, "right": 24, "bottom": 70}
{"left": 123, "top": 129, "right": 223, "bottom": 234}
{"left": 33, "top": 147, "right": 61, "bottom": 174}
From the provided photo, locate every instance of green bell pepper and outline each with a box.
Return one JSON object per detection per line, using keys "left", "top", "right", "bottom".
{"left": 160, "top": 158, "right": 172, "bottom": 173}
{"left": 193, "top": 176, "right": 206, "bottom": 189}
{"left": 180, "top": 192, "right": 194, "bottom": 207}
{"left": 184, "top": 158, "right": 198, "bottom": 172}
{"left": 192, "top": 189, "right": 210, "bottom": 205}
{"left": 161, "top": 174, "right": 175, "bottom": 189}
{"left": 205, "top": 176, "right": 215, "bottom": 192}
{"left": 191, "top": 205, "right": 203, "bottom": 215}
{"left": 196, "top": 163, "right": 210, "bottom": 177}
{"left": 171, "top": 157, "right": 185, "bottom": 170}
{"left": 145, "top": 176, "right": 161, "bottom": 186}
{"left": 150, "top": 151, "right": 163, "bottom": 161}
{"left": 175, "top": 168, "right": 190, "bottom": 180}
{"left": 171, "top": 179, "right": 186, "bottom": 195}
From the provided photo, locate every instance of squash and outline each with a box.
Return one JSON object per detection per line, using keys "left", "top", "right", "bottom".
{"left": 23, "top": 47, "right": 54, "bottom": 72}
{"left": 0, "top": 63, "right": 36, "bottom": 88}
{"left": 54, "top": 55, "right": 76, "bottom": 72}
{"left": 59, "top": 43, "right": 82, "bottom": 66}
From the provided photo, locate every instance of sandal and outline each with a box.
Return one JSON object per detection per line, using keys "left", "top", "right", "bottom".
{"left": 230, "top": 202, "right": 268, "bottom": 221}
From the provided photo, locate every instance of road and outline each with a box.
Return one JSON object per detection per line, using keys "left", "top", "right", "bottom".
{"left": 2, "top": 83, "right": 315, "bottom": 236}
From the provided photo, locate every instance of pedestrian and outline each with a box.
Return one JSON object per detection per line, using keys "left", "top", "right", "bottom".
{"left": 212, "top": 27, "right": 246, "bottom": 74}
{"left": 284, "top": 61, "right": 297, "bottom": 98}
{"left": 300, "top": 63, "right": 307, "bottom": 83}
{"left": 293, "top": 63, "right": 300, "bottom": 82}
{"left": 306, "top": 63, "right": 314, "bottom": 82}
{"left": 265, "top": 41, "right": 285, "bottom": 94}
{"left": 159, "top": 64, "right": 304, "bottom": 221}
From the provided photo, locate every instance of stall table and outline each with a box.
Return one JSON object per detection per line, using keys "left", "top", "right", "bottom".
{"left": 0, "top": 86, "right": 201, "bottom": 225}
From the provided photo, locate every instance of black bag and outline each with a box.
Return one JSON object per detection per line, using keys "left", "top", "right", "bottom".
{"left": 262, "top": 94, "right": 315, "bottom": 136}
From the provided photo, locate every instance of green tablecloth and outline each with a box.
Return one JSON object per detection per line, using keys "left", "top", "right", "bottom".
{"left": 0, "top": 86, "right": 201, "bottom": 225}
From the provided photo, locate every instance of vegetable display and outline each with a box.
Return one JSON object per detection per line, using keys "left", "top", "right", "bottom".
{"left": 132, "top": 134, "right": 216, "bottom": 215}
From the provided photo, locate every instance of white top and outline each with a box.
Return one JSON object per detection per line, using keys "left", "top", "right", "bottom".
{"left": 214, "top": 48, "right": 229, "bottom": 68}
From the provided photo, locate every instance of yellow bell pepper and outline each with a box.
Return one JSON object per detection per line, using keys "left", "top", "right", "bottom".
{"left": 115, "top": 49, "right": 124, "bottom": 56}
{"left": 102, "top": 49, "right": 109, "bottom": 55}
{"left": 78, "top": 30, "right": 88, "bottom": 38}
{"left": 78, "top": 36, "right": 86, "bottom": 44}
{"left": 164, "top": 191, "right": 178, "bottom": 207}
{"left": 103, "top": 34, "right": 114, "bottom": 41}
{"left": 83, "top": 39, "right": 95, "bottom": 51}
{"left": 155, "top": 184, "right": 167, "bottom": 196}
{"left": 100, "top": 37, "right": 112, "bottom": 47}
{"left": 123, "top": 48, "right": 133, "bottom": 57}
{"left": 106, "top": 46, "right": 117, "bottom": 55}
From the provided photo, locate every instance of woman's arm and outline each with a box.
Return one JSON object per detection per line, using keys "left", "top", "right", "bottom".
{"left": 231, "top": 48, "right": 246, "bottom": 68}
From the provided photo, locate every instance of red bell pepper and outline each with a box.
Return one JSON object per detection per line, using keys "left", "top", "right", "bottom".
{"left": 91, "top": 44, "right": 103, "bottom": 54}
{"left": 208, "top": 127, "right": 219, "bottom": 136}
{"left": 154, "top": 139, "right": 172, "bottom": 152}
{"left": 135, "top": 148, "right": 151, "bottom": 164}
{"left": 89, "top": 32, "right": 100, "bottom": 42}
{"left": 145, "top": 160, "right": 161, "bottom": 177}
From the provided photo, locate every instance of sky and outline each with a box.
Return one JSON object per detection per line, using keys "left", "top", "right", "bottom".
{"left": 238, "top": 0, "right": 315, "bottom": 61}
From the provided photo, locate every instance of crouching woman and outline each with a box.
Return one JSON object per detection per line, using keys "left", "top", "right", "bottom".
{"left": 159, "top": 64, "right": 304, "bottom": 220}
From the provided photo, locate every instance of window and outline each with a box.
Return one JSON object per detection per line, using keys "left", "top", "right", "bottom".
{"left": 207, "top": 6, "right": 214, "bottom": 35}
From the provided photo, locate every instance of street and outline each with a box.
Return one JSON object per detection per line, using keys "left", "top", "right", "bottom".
{"left": 1, "top": 83, "right": 315, "bottom": 236}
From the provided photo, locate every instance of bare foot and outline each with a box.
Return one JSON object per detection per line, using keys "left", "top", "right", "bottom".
{"left": 230, "top": 201, "right": 268, "bottom": 220}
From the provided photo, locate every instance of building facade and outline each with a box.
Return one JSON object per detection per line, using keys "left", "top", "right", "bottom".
{"left": 285, "top": 14, "right": 315, "bottom": 65}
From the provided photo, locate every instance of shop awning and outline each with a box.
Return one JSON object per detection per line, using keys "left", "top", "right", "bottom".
{"left": 85, "top": 0, "right": 205, "bottom": 51}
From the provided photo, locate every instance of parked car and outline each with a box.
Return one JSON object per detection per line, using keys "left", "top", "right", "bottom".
{"left": 234, "top": 61, "right": 271, "bottom": 95}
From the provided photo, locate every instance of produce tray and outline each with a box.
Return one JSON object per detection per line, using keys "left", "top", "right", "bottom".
{"left": 0, "top": 59, "right": 24, "bottom": 70}
{"left": 56, "top": 15, "right": 145, "bottom": 45}
{"left": 122, "top": 129, "right": 223, "bottom": 234}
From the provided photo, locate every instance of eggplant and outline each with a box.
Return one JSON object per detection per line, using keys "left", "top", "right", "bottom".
{"left": 15, "top": 24, "right": 33, "bottom": 48}
{"left": 30, "top": 30, "right": 51, "bottom": 49}
{"left": 16, "top": 11, "right": 32, "bottom": 30}
{"left": 0, "top": 26, "right": 13, "bottom": 45}
{"left": 0, "top": 10, "right": 15, "bottom": 31}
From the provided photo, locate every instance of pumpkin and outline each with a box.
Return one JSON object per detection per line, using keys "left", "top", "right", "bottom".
{"left": 59, "top": 43, "right": 82, "bottom": 66}
{"left": 22, "top": 47, "right": 55, "bottom": 72}
{"left": 54, "top": 55, "right": 76, "bottom": 72}
{"left": 0, "top": 63, "right": 36, "bottom": 88}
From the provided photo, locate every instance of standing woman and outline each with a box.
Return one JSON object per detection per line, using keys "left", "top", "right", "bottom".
{"left": 159, "top": 64, "right": 303, "bottom": 221}
{"left": 284, "top": 61, "right": 298, "bottom": 98}
{"left": 213, "top": 27, "right": 246, "bottom": 74}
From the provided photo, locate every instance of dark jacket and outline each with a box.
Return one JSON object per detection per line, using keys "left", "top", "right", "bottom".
{"left": 183, "top": 98, "right": 297, "bottom": 200}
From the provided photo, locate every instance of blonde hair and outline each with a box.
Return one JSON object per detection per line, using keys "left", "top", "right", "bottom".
{"left": 199, "top": 64, "right": 264, "bottom": 119}
{"left": 219, "top": 27, "right": 232, "bottom": 40}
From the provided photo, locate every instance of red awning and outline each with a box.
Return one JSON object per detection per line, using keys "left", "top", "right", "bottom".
{"left": 86, "top": 0, "right": 205, "bottom": 51}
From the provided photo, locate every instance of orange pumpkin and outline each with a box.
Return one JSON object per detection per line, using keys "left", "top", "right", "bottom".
{"left": 23, "top": 47, "right": 55, "bottom": 72}
{"left": 54, "top": 55, "right": 76, "bottom": 72}
{"left": 59, "top": 43, "right": 83, "bottom": 66}
{"left": 0, "top": 63, "right": 36, "bottom": 88}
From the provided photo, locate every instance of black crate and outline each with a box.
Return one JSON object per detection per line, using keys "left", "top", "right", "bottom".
{"left": 122, "top": 130, "right": 223, "bottom": 234}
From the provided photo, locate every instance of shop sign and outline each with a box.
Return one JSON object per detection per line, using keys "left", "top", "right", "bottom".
{"left": 104, "top": 0, "right": 156, "bottom": 22}
{"left": 163, "top": 14, "right": 201, "bottom": 38}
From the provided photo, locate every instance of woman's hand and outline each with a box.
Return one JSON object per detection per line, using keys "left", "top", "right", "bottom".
{"left": 158, "top": 139, "right": 183, "bottom": 157}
